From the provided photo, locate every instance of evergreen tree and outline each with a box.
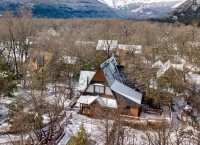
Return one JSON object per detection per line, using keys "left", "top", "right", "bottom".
{"left": 0, "top": 58, "right": 16, "bottom": 97}
{"left": 68, "top": 123, "right": 90, "bottom": 145}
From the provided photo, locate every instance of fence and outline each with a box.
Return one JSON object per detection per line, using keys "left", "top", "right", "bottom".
{"left": 120, "top": 114, "right": 170, "bottom": 127}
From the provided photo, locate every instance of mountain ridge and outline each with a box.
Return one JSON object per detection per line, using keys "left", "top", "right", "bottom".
{"left": 0, "top": 0, "right": 186, "bottom": 19}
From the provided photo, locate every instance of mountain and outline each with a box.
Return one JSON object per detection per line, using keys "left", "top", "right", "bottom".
{"left": 0, "top": 0, "right": 186, "bottom": 19}
{"left": 164, "top": 0, "right": 200, "bottom": 24}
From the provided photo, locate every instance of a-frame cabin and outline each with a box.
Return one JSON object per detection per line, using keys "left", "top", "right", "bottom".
{"left": 77, "top": 57, "right": 142, "bottom": 117}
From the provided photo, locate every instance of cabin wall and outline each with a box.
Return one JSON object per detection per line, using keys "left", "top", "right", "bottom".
{"left": 92, "top": 68, "right": 107, "bottom": 82}
{"left": 90, "top": 101, "right": 102, "bottom": 117}
{"left": 130, "top": 106, "right": 139, "bottom": 117}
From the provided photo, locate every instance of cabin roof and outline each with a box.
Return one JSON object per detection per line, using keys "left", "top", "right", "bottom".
{"left": 118, "top": 44, "right": 142, "bottom": 53}
{"left": 152, "top": 60, "right": 163, "bottom": 68}
{"left": 77, "top": 95, "right": 98, "bottom": 105}
{"left": 78, "top": 71, "right": 96, "bottom": 92}
{"left": 100, "top": 56, "right": 123, "bottom": 86}
{"left": 111, "top": 80, "right": 142, "bottom": 105}
{"left": 97, "top": 97, "right": 118, "bottom": 108}
{"left": 96, "top": 40, "right": 118, "bottom": 51}
{"left": 77, "top": 95, "right": 117, "bottom": 108}
{"left": 61, "top": 55, "right": 76, "bottom": 64}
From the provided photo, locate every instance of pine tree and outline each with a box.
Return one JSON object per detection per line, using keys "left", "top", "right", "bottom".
{"left": 68, "top": 123, "right": 90, "bottom": 145}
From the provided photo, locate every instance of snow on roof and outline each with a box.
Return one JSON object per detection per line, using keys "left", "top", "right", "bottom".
{"left": 42, "top": 114, "right": 50, "bottom": 124}
{"left": 171, "top": 64, "right": 184, "bottom": 71}
{"left": 101, "top": 97, "right": 117, "bottom": 108}
{"left": 186, "top": 72, "right": 200, "bottom": 85}
{"left": 78, "top": 71, "right": 95, "bottom": 92}
{"left": 152, "top": 60, "right": 163, "bottom": 68}
{"left": 0, "top": 97, "right": 15, "bottom": 104}
{"left": 75, "top": 41, "right": 96, "bottom": 47}
{"left": 77, "top": 95, "right": 117, "bottom": 109}
{"left": 96, "top": 40, "right": 118, "bottom": 51}
{"left": 61, "top": 55, "right": 76, "bottom": 64}
{"left": 111, "top": 80, "right": 142, "bottom": 105}
{"left": 118, "top": 44, "right": 142, "bottom": 53}
{"left": 77, "top": 95, "right": 98, "bottom": 104}
{"left": 156, "top": 60, "right": 171, "bottom": 78}
{"left": 173, "top": 55, "right": 186, "bottom": 64}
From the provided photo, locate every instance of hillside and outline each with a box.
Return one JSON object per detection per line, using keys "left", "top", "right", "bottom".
{"left": 163, "top": 0, "right": 200, "bottom": 25}
{"left": 0, "top": 0, "right": 185, "bottom": 19}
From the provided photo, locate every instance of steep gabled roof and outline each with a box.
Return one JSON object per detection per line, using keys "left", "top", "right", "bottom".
{"left": 100, "top": 56, "right": 123, "bottom": 86}
{"left": 111, "top": 80, "right": 142, "bottom": 105}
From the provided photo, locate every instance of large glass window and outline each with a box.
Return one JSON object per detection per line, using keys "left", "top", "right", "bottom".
{"left": 86, "top": 85, "right": 94, "bottom": 93}
{"left": 95, "top": 85, "right": 104, "bottom": 93}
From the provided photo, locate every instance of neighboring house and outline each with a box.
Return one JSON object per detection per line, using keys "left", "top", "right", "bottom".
{"left": 114, "top": 44, "right": 142, "bottom": 66}
{"left": 154, "top": 60, "right": 184, "bottom": 78}
{"left": 60, "top": 55, "right": 77, "bottom": 65}
{"left": 29, "top": 51, "right": 53, "bottom": 71}
{"left": 75, "top": 41, "right": 96, "bottom": 47}
{"left": 151, "top": 58, "right": 200, "bottom": 93}
{"left": 77, "top": 57, "right": 142, "bottom": 117}
{"left": 96, "top": 40, "right": 118, "bottom": 52}
{"left": 96, "top": 40, "right": 142, "bottom": 66}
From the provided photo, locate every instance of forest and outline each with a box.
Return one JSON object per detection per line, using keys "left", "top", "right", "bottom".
{"left": 0, "top": 9, "right": 200, "bottom": 144}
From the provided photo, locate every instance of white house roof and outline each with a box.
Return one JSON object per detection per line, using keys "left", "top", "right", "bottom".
{"left": 156, "top": 60, "right": 171, "bottom": 78}
{"left": 77, "top": 95, "right": 98, "bottom": 105}
{"left": 156, "top": 60, "right": 186, "bottom": 78}
{"left": 111, "top": 80, "right": 142, "bottom": 105}
{"left": 78, "top": 71, "right": 95, "bottom": 92}
{"left": 96, "top": 40, "right": 118, "bottom": 51}
{"left": 186, "top": 72, "right": 200, "bottom": 85}
{"left": 61, "top": 55, "right": 77, "bottom": 65}
{"left": 152, "top": 60, "right": 163, "bottom": 68}
{"left": 102, "top": 97, "right": 117, "bottom": 108}
{"left": 173, "top": 55, "right": 186, "bottom": 64}
{"left": 77, "top": 95, "right": 117, "bottom": 109}
{"left": 75, "top": 41, "right": 96, "bottom": 47}
{"left": 118, "top": 44, "right": 142, "bottom": 53}
{"left": 171, "top": 64, "right": 184, "bottom": 71}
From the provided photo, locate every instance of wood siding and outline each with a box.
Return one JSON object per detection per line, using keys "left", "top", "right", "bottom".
{"left": 130, "top": 106, "right": 139, "bottom": 117}
{"left": 92, "top": 68, "right": 107, "bottom": 82}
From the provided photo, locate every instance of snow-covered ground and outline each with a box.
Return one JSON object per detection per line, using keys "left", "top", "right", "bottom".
{"left": 59, "top": 111, "right": 107, "bottom": 145}
{"left": 58, "top": 110, "right": 199, "bottom": 145}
